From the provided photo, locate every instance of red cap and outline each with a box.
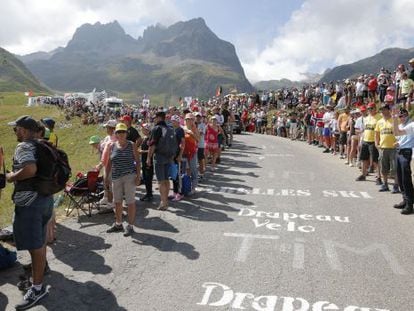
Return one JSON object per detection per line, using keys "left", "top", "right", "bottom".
{"left": 360, "top": 105, "right": 367, "bottom": 112}
{"left": 120, "top": 115, "right": 132, "bottom": 122}
{"left": 367, "top": 102, "right": 376, "bottom": 109}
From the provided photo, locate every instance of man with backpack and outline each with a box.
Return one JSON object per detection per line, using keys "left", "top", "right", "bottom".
{"left": 6, "top": 116, "right": 52, "bottom": 310}
{"left": 147, "top": 111, "right": 177, "bottom": 210}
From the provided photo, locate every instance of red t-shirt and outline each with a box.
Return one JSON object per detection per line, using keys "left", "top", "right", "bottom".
{"left": 368, "top": 78, "right": 378, "bottom": 91}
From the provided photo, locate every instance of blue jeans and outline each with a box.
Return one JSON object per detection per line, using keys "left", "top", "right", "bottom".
{"left": 183, "top": 155, "right": 198, "bottom": 189}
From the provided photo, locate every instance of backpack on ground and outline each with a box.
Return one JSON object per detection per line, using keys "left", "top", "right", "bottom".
{"left": 0, "top": 244, "right": 17, "bottom": 270}
{"left": 156, "top": 126, "right": 178, "bottom": 159}
{"left": 181, "top": 174, "right": 192, "bottom": 196}
{"left": 33, "top": 139, "right": 72, "bottom": 195}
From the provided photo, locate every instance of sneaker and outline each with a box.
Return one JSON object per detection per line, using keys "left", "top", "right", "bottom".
{"left": 17, "top": 279, "right": 32, "bottom": 292}
{"left": 349, "top": 162, "right": 354, "bottom": 167}
{"left": 172, "top": 193, "right": 184, "bottom": 202}
{"left": 123, "top": 225, "right": 134, "bottom": 237}
{"left": 379, "top": 184, "right": 389, "bottom": 192}
{"left": 322, "top": 148, "right": 330, "bottom": 153}
{"left": 140, "top": 194, "right": 153, "bottom": 201}
{"left": 375, "top": 178, "right": 383, "bottom": 185}
{"left": 344, "top": 161, "right": 349, "bottom": 165}
{"left": 393, "top": 201, "right": 406, "bottom": 209}
{"left": 168, "top": 193, "right": 177, "bottom": 200}
{"left": 391, "top": 184, "right": 400, "bottom": 194}
{"left": 355, "top": 175, "right": 366, "bottom": 181}
{"left": 401, "top": 207, "right": 414, "bottom": 215}
{"left": 106, "top": 223, "right": 124, "bottom": 233}
{"left": 15, "top": 285, "right": 48, "bottom": 310}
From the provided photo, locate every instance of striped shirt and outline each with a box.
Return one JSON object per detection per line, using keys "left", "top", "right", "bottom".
{"left": 110, "top": 141, "right": 136, "bottom": 180}
{"left": 12, "top": 141, "right": 38, "bottom": 206}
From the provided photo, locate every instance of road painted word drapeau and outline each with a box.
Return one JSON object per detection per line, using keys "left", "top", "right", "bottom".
{"left": 238, "top": 208, "right": 350, "bottom": 233}
{"left": 197, "top": 282, "right": 390, "bottom": 311}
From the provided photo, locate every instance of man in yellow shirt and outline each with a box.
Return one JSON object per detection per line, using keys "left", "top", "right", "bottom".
{"left": 356, "top": 102, "right": 381, "bottom": 183}
{"left": 375, "top": 104, "right": 397, "bottom": 192}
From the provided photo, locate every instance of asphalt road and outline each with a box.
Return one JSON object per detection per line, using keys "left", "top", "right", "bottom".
{"left": 1, "top": 133, "right": 413, "bottom": 311}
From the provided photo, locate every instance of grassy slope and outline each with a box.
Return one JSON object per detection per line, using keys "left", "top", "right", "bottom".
{"left": 0, "top": 92, "right": 106, "bottom": 227}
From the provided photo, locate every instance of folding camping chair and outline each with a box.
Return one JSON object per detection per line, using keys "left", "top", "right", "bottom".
{"left": 64, "top": 170, "right": 104, "bottom": 217}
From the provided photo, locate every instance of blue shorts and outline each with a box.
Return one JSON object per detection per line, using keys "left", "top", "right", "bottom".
{"left": 154, "top": 161, "right": 170, "bottom": 182}
{"left": 13, "top": 194, "right": 53, "bottom": 251}
{"left": 323, "top": 128, "right": 331, "bottom": 137}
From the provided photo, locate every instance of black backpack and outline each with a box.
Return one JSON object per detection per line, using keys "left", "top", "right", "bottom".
{"left": 33, "top": 140, "right": 72, "bottom": 195}
{"left": 156, "top": 126, "right": 178, "bottom": 159}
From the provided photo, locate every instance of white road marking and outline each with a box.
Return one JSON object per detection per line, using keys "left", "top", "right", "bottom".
{"left": 224, "top": 233, "right": 280, "bottom": 262}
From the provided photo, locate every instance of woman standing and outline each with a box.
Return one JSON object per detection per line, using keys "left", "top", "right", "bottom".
{"left": 204, "top": 116, "right": 222, "bottom": 171}
{"left": 105, "top": 123, "right": 140, "bottom": 237}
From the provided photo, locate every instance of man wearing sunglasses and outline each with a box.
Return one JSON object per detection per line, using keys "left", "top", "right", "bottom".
{"left": 6, "top": 116, "right": 52, "bottom": 309}
{"left": 392, "top": 108, "right": 414, "bottom": 215}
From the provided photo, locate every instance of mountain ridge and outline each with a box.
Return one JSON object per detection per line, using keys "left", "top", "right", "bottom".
{"left": 19, "top": 18, "right": 253, "bottom": 98}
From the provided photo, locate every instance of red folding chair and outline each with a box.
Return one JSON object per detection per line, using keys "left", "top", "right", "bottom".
{"left": 64, "top": 170, "right": 103, "bottom": 217}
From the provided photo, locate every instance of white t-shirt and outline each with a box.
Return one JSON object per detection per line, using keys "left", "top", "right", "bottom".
{"left": 322, "top": 111, "right": 334, "bottom": 128}
{"left": 355, "top": 116, "right": 364, "bottom": 132}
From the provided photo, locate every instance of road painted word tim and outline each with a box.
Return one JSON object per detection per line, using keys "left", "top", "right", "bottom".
{"left": 223, "top": 233, "right": 407, "bottom": 275}
{"left": 197, "top": 282, "right": 389, "bottom": 311}
{"left": 238, "top": 208, "right": 350, "bottom": 233}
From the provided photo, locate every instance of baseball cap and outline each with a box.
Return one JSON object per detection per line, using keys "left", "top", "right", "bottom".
{"left": 171, "top": 115, "right": 180, "bottom": 123}
{"left": 115, "top": 123, "right": 128, "bottom": 133}
{"left": 119, "top": 115, "right": 132, "bottom": 122}
{"left": 367, "top": 102, "right": 376, "bottom": 109}
{"left": 360, "top": 105, "right": 367, "bottom": 112}
{"left": 41, "top": 117, "right": 55, "bottom": 128}
{"left": 8, "top": 115, "right": 39, "bottom": 131}
{"left": 409, "top": 58, "right": 414, "bottom": 64}
{"left": 103, "top": 119, "right": 117, "bottom": 128}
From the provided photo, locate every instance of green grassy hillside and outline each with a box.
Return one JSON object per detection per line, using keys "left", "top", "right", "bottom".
{"left": 0, "top": 48, "right": 49, "bottom": 92}
{"left": 0, "top": 92, "right": 106, "bottom": 227}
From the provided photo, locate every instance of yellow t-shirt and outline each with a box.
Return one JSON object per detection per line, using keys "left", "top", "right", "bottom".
{"left": 400, "top": 78, "right": 414, "bottom": 95}
{"left": 363, "top": 114, "right": 381, "bottom": 142}
{"left": 49, "top": 132, "right": 58, "bottom": 147}
{"left": 374, "top": 118, "right": 396, "bottom": 149}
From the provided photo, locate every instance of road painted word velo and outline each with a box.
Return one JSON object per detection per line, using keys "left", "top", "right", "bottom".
{"left": 203, "top": 187, "right": 373, "bottom": 199}
{"left": 197, "top": 282, "right": 389, "bottom": 311}
{"left": 238, "top": 208, "right": 350, "bottom": 233}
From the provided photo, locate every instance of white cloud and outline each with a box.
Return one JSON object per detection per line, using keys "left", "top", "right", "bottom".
{"left": 0, "top": 0, "right": 183, "bottom": 55}
{"left": 242, "top": 0, "right": 414, "bottom": 82}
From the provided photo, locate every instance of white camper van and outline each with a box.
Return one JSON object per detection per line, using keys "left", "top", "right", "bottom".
{"left": 103, "top": 97, "right": 124, "bottom": 112}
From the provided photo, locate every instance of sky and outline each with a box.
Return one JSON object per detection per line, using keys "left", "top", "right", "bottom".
{"left": 1, "top": 0, "right": 414, "bottom": 83}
